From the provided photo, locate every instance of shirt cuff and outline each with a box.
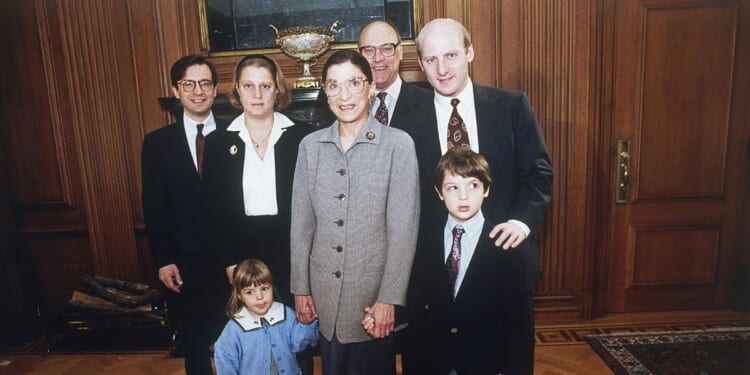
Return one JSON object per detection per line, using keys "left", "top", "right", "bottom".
{"left": 507, "top": 219, "right": 531, "bottom": 237}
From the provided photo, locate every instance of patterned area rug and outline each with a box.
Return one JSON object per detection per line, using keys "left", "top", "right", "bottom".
{"left": 585, "top": 327, "right": 750, "bottom": 374}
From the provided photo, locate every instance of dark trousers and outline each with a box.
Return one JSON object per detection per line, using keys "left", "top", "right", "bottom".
{"left": 402, "top": 292, "right": 536, "bottom": 375}
{"left": 237, "top": 214, "right": 292, "bottom": 304}
{"left": 513, "top": 291, "right": 536, "bottom": 375}
{"left": 319, "top": 333, "right": 396, "bottom": 375}
{"left": 180, "top": 256, "right": 230, "bottom": 375}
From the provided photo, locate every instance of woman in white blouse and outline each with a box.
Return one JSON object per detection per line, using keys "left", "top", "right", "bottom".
{"left": 201, "top": 54, "right": 314, "bottom": 305}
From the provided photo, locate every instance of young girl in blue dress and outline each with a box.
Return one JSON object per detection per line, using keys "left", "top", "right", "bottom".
{"left": 214, "top": 259, "right": 318, "bottom": 375}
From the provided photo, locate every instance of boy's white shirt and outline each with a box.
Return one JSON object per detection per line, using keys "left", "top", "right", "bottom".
{"left": 233, "top": 301, "right": 286, "bottom": 331}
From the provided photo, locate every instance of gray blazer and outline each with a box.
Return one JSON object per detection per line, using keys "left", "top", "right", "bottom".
{"left": 290, "top": 116, "right": 420, "bottom": 343}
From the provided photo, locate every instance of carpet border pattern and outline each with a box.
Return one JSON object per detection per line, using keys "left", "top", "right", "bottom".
{"left": 583, "top": 326, "right": 750, "bottom": 375}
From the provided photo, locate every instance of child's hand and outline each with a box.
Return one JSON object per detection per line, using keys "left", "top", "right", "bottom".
{"left": 361, "top": 306, "right": 376, "bottom": 335}
{"left": 294, "top": 295, "right": 317, "bottom": 324}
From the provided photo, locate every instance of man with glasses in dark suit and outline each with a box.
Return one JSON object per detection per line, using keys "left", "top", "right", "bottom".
{"left": 358, "top": 20, "right": 431, "bottom": 129}
{"left": 142, "top": 55, "right": 229, "bottom": 375}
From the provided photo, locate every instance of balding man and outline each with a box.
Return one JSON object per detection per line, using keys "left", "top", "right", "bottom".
{"left": 404, "top": 18, "right": 553, "bottom": 375}
{"left": 357, "top": 20, "right": 431, "bottom": 129}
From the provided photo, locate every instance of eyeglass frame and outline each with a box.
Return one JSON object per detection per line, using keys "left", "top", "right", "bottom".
{"left": 358, "top": 42, "right": 401, "bottom": 59}
{"left": 323, "top": 77, "right": 370, "bottom": 97}
{"left": 176, "top": 79, "right": 215, "bottom": 92}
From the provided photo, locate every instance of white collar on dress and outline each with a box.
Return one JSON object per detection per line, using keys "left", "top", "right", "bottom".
{"left": 233, "top": 301, "right": 286, "bottom": 331}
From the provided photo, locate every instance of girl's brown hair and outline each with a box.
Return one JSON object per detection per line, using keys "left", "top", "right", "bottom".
{"left": 226, "top": 259, "right": 276, "bottom": 317}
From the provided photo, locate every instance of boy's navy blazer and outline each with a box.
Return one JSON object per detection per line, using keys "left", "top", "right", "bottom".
{"left": 408, "top": 217, "right": 521, "bottom": 375}
{"left": 403, "top": 84, "right": 553, "bottom": 292}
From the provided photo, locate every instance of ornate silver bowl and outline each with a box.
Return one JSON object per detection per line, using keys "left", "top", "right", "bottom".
{"left": 270, "top": 21, "right": 340, "bottom": 89}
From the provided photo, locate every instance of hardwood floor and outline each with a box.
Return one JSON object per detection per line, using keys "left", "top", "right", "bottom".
{"left": 2, "top": 310, "right": 748, "bottom": 375}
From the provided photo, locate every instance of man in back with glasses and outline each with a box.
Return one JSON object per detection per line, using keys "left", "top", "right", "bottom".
{"left": 141, "top": 54, "right": 229, "bottom": 375}
{"left": 358, "top": 20, "right": 431, "bottom": 129}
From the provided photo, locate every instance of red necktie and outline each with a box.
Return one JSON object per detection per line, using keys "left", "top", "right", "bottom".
{"left": 196, "top": 123, "right": 205, "bottom": 177}
{"left": 447, "top": 98, "right": 469, "bottom": 149}
{"left": 446, "top": 225, "right": 464, "bottom": 299}
{"left": 375, "top": 92, "right": 389, "bottom": 126}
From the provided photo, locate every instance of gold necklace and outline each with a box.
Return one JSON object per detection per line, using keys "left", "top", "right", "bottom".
{"left": 249, "top": 126, "right": 272, "bottom": 148}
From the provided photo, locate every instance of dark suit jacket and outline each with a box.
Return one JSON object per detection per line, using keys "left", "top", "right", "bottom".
{"left": 141, "top": 113, "right": 229, "bottom": 270}
{"left": 408, "top": 217, "right": 523, "bottom": 375}
{"left": 200, "top": 120, "right": 314, "bottom": 268}
{"left": 389, "top": 81, "right": 432, "bottom": 130}
{"left": 404, "top": 84, "right": 553, "bottom": 293}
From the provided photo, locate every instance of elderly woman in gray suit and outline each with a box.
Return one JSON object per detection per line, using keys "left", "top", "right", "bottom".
{"left": 290, "top": 49, "right": 419, "bottom": 375}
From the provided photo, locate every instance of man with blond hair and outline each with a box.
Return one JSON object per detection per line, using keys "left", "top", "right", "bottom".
{"left": 405, "top": 18, "right": 553, "bottom": 374}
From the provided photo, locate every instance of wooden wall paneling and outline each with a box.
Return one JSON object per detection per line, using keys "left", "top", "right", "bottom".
{"left": 126, "top": 0, "right": 164, "bottom": 231}
{"left": 54, "top": 1, "right": 141, "bottom": 280}
{"left": 591, "top": 0, "right": 617, "bottom": 318}
{"left": 129, "top": 0, "right": 207, "bottom": 283}
{"left": 498, "top": 0, "right": 521, "bottom": 89}
{"left": 0, "top": 0, "right": 94, "bottom": 321}
{"left": 465, "top": 1, "right": 498, "bottom": 86}
{"left": 500, "top": 0, "right": 594, "bottom": 321}
{"left": 2, "top": 0, "right": 87, "bottom": 231}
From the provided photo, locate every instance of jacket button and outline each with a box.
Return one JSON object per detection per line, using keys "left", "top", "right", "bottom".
{"left": 450, "top": 328, "right": 458, "bottom": 334}
{"left": 333, "top": 245, "right": 343, "bottom": 252}
{"left": 333, "top": 271, "right": 342, "bottom": 278}
{"left": 336, "top": 193, "right": 346, "bottom": 200}
{"left": 337, "top": 169, "right": 346, "bottom": 176}
{"left": 334, "top": 219, "right": 344, "bottom": 226}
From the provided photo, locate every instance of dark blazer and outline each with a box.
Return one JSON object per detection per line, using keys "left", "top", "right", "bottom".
{"left": 408, "top": 217, "right": 523, "bottom": 375}
{"left": 141, "top": 113, "right": 229, "bottom": 269}
{"left": 403, "top": 84, "right": 553, "bottom": 293}
{"left": 389, "top": 81, "right": 433, "bottom": 130}
{"left": 200, "top": 120, "right": 314, "bottom": 267}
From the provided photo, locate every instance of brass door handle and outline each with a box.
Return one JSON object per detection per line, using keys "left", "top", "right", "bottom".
{"left": 616, "top": 140, "right": 631, "bottom": 203}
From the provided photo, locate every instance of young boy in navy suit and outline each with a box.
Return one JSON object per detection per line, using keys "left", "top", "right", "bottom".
{"left": 405, "top": 147, "right": 525, "bottom": 375}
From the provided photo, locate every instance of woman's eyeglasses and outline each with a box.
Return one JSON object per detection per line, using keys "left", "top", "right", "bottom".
{"left": 324, "top": 77, "right": 369, "bottom": 97}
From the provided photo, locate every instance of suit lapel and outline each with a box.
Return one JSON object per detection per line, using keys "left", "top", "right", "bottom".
{"left": 412, "top": 98, "right": 442, "bottom": 171}
{"left": 473, "top": 85, "right": 504, "bottom": 164}
{"left": 455, "top": 221, "right": 494, "bottom": 301}
{"left": 391, "top": 84, "right": 415, "bottom": 126}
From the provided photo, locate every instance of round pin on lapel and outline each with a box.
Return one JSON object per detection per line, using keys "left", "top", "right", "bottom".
{"left": 366, "top": 132, "right": 375, "bottom": 140}
{"left": 229, "top": 145, "right": 238, "bottom": 155}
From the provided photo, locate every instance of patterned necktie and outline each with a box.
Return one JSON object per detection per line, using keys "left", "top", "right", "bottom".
{"left": 446, "top": 225, "right": 464, "bottom": 299}
{"left": 196, "top": 123, "right": 205, "bottom": 177}
{"left": 447, "top": 98, "right": 469, "bottom": 149}
{"left": 375, "top": 92, "right": 389, "bottom": 126}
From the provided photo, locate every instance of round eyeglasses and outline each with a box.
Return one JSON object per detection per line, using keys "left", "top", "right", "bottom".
{"left": 177, "top": 79, "right": 214, "bottom": 92}
{"left": 359, "top": 42, "right": 400, "bottom": 59}
{"left": 324, "top": 77, "right": 369, "bottom": 97}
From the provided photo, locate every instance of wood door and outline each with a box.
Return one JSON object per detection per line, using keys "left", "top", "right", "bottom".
{"left": 605, "top": 0, "right": 750, "bottom": 313}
